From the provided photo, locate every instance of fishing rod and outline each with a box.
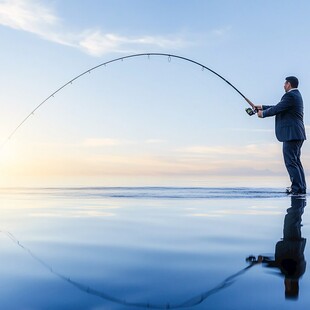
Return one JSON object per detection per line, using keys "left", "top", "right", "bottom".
{"left": 1, "top": 53, "right": 256, "bottom": 148}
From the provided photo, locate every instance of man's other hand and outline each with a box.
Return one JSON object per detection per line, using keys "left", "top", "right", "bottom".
{"left": 257, "top": 110, "right": 263, "bottom": 118}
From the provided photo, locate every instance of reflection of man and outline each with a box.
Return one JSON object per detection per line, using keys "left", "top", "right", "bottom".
{"left": 255, "top": 77, "right": 306, "bottom": 195}
{"left": 248, "top": 196, "right": 306, "bottom": 299}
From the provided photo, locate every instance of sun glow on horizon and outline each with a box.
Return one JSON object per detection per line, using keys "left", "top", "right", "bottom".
{"left": 0, "top": 137, "right": 300, "bottom": 188}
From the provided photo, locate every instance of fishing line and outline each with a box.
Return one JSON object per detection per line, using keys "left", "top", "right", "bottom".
{"left": 0, "top": 228, "right": 259, "bottom": 309}
{"left": 1, "top": 53, "right": 255, "bottom": 149}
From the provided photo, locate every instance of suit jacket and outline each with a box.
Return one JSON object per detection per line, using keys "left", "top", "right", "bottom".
{"left": 262, "top": 89, "right": 306, "bottom": 142}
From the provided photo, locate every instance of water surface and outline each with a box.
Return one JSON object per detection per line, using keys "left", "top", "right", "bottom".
{"left": 0, "top": 187, "right": 309, "bottom": 309}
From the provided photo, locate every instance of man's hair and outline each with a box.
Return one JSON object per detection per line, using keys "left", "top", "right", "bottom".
{"left": 286, "top": 76, "right": 299, "bottom": 88}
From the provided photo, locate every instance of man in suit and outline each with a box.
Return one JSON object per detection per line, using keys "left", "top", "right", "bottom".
{"left": 255, "top": 76, "right": 306, "bottom": 195}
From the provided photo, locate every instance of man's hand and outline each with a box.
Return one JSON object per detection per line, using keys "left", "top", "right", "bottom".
{"left": 254, "top": 105, "right": 262, "bottom": 111}
{"left": 255, "top": 105, "right": 263, "bottom": 118}
{"left": 257, "top": 110, "right": 263, "bottom": 118}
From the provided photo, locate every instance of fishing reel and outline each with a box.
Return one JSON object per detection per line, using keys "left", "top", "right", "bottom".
{"left": 246, "top": 255, "right": 257, "bottom": 263}
{"left": 246, "top": 254, "right": 272, "bottom": 264}
{"left": 245, "top": 107, "right": 257, "bottom": 116}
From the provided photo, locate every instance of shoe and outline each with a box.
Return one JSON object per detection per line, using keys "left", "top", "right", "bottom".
{"left": 289, "top": 191, "right": 306, "bottom": 196}
{"left": 286, "top": 187, "right": 306, "bottom": 195}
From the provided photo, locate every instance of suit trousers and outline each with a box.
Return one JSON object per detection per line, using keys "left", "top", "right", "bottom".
{"left": 283, "top": 140, "right": 306, "bottom": 193}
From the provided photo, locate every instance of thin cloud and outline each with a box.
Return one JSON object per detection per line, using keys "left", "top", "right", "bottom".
{"left": 78, "top": 30, "right": 186, "bottom": 56}
{"left": 145, "top": 139, "right": 167, "bottom": 144}
{"left": 211, "top": 26, "right": 232, "bottom": 37}
{"left": 177, "top": 143, "right": 280, "bottom": 158}
{"left": 82, "top": 138, "right": 127, "bottom": 147}
{"left": 81, "top": 138, "right": 166, "bottom": 147}
{"left": 0, "top": 0, "right": 58, "bottom": 31}
{"left": 230, "top": 128, "right": 274, "bottom": 133}
{"left": 82, "top": 138, "right": 136, "bottom": 147}
{"left": 0, "top": 0, "right": 187, "bottom": 56}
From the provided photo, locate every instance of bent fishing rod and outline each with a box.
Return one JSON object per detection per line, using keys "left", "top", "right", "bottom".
{"left": 2, "top": 52, "right": 256, "bottom": 148}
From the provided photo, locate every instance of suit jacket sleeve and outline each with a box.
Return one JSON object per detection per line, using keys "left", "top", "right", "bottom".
{"left": 262, "top": 93, "right": 294, "bottom": 118}
{"left": 262, "top": 105, "right": 273, "bottom": 110}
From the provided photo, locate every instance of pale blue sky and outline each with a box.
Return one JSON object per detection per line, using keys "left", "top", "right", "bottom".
{"left": 0, "top": 0, "right": 309, "bottom": 186}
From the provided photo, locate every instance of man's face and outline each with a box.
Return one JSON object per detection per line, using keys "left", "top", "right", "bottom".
{"left": 284, "top": 81, "right": 291, "bottom": 93}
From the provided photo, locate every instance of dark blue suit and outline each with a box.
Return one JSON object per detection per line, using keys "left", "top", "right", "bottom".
{"left": 263, "top": 89, "right": 306, "bottom": 193}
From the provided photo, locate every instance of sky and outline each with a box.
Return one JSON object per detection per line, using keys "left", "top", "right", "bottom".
{"left": 0, "top": 0, "right": 310, "bottom": 187}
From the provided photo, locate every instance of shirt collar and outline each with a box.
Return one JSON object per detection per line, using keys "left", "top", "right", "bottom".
{"left": 288, "top": 88, "right": 298, "bottom": 92}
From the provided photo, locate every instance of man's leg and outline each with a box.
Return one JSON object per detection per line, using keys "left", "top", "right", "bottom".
{"left": 283, "top": 141, "right": 305, "bottom": 193}
{"left": 296, "top": 140, "right": 306, "bottom": 193}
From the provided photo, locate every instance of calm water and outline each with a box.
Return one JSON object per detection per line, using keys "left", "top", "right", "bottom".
{"left": 0, "top": 187, "right": 309, "bottom": 309}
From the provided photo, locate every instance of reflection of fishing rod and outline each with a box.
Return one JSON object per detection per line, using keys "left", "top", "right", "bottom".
{"left": 2, "top": 53, "right": 255, "bottom": 148}
{"left": 1, "top": 229, "right": 259, "bottom": 309}
{"left": 177, "top": 258, "right": 259, "bottom": 308}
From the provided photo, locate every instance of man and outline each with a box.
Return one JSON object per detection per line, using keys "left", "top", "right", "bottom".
{"left": 255, "top": 76, "right": 306, "bottom": 195}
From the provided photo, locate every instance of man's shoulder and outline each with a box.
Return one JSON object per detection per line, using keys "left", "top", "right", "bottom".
{"left": 282, "top": 89, "right": 301, "bottom": 101}
{"left": 290, "top": 89, "right": 303, "bottom": 103}
{"left": 289, "top": 89, "right": 302, "bottom": 97}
